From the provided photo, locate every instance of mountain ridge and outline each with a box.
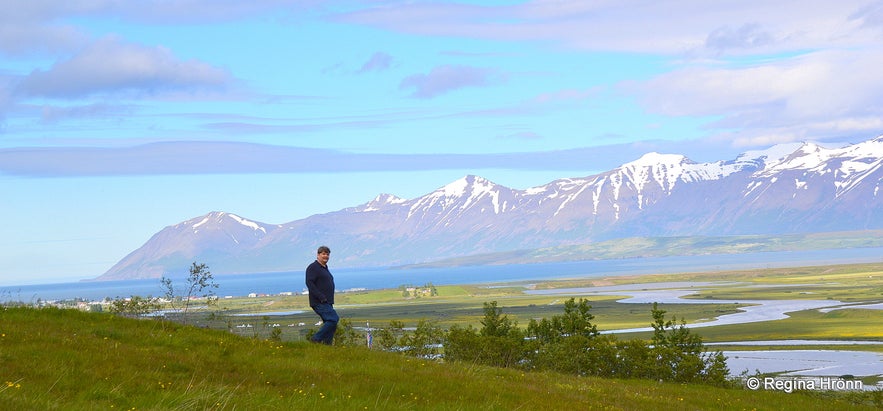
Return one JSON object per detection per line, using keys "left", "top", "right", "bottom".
{"left": 96, "top": 136, "right": 883, "bottom": 281}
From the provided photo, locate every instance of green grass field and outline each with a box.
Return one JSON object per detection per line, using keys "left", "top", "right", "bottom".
{"left": 1, "top": 306, "right": 879, "bottom": 410}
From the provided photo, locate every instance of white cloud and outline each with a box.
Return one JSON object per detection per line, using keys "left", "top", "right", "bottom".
{"left": 704, "top": 23, "right": 775, "bottom": 52}
{"left": 399, "top": 64, "right": 504, "bottom": 98}
{"left": 850, "top": 1, "right": 883, "bottom": 31}
{"left": 0, "top": 0, "right": 311, "bottom": 25}
{"left": 0, "top": 23, "right": 88, "bottom": 56}
{"left": 0, "top": 1, "right": 318, "bottom": 57}
{"left": 358, "top": 51, "right": 394, "bottom": 73}
{"left": 627, "top": 48, "right": 883, "bottom": 145}
{"left": 15, "top": 36, "right": 232, "bottom": 99}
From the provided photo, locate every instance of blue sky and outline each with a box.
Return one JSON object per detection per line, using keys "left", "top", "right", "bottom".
{"left": 2, "top": 1, "right": 883, "bottom": 285}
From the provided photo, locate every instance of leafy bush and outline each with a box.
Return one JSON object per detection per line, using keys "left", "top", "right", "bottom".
{"left": 331, "top": 318, "right": 364, "bottom": 346}
{"left": 401, "top": 319, "right": 445, "bottom": 358}
{"left": 446, "top": 301, "right": 526, "bottom": 367}
{"left": 372, "top": 319, "right": 406, "bottom": 351}
{"left": 648, "top": 302, "right": 729, "bottom": 385}
{"left": 444, "top": 298, "right": 730, "bottom": 386}
{"left": 368, "top": 319, "right": 445, "bottom": 358}
{"left": 107, "top": 295, "right": 161, "bottom": 318}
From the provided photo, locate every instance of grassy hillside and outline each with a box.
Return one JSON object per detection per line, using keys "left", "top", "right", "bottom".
{"left": 1, "top": 306, "right": 878, "bottom": 410}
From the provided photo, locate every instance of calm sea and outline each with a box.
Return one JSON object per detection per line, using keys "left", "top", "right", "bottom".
{"left": 2, "top": 247, "right": 882, "bottom": 302}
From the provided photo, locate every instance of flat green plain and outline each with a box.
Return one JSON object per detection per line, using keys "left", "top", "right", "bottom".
{"left": 205, "top": 262, "right": 883, "bottom": 353}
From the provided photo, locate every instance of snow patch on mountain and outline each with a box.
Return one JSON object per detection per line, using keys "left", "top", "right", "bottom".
{"left": 764, "top": 143, "right": 828, "bottom": 173}
{"left": 192, "top": 215, "right": 213, "bottom": 230}
{"left": 736, "top": 142, "right": 804, "bottom": 168}
{"left": 189, "top": 212, "right": 266, "bottom": 233}
{"left": 457, "top": 176, "right": 503, "bottom": 213}
{"left": 619, "top": 153, "right": 688, "bottom": 192}
{"left": 359, "top": 193, "right": 406, "bottom": 212}
{"left": 407, "top": 175, "right": 508, "bottom": 219}
{"left": 752, "top": 138, "right": 883, "bottom": 198}
{"left": 228, "top": 213, "right": 266, "bottom": 233}
{"left": 612, "top": 152, "right": 750, "bottom": 201}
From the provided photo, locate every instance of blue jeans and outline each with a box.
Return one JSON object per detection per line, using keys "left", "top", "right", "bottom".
{"left": 310, "top": 303, "right": 339, "bottom": 345}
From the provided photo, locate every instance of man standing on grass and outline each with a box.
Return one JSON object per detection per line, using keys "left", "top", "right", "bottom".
{"left": 305, "top": 245, "right": 338, "bottom": 344}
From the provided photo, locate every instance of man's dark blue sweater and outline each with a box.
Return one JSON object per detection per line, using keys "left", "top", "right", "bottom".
{"left": 305, "top": 260, "right": 335, "bottom": 307}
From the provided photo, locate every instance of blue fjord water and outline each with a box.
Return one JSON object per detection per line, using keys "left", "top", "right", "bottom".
{"left": 3, "top": 247, "right": 881, "bottom": 302}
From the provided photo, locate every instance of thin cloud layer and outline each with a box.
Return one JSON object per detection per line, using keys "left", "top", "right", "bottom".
{"left": 338, "top": 0, "right": 880, "bottom": 54}
{"left": 0, "top": 141, "right": 642, "bottom": 177}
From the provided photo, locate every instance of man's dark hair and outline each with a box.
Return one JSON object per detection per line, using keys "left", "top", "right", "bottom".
{"left": 317, "top": 245, "right": 330, "bottom": 254}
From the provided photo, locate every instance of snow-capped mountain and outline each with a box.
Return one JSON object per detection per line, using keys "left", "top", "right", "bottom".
{"left": 99, "top": 212, "right": 278, "bottom": 280}
{"left": 96, "top": 136, "right": 883, "bottom": 280}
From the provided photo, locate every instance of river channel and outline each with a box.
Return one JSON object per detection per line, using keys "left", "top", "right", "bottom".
{"left": 525, "top": 281, "right": 883, "bottom": 387}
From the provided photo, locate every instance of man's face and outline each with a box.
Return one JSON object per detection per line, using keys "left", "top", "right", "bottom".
{"left": 317, "top": 251, "right": 330, "bottom": 265}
